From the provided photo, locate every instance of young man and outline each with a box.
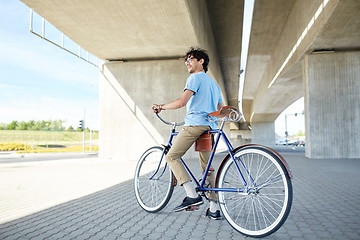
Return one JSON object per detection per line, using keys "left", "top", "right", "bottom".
{"left": 152, "top": 47, "right": 224, "bottom": 220}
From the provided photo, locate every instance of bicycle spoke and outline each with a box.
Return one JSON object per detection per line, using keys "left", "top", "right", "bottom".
{"left": 218, "top": 147, "right": 292, "bottom": 238}
{"left": 254, "top": 196, "right": 272, "bottom": 228}
{"left": 259, "top": 194, "right": 284, "bottom": 211}
{"left": 257, "top": 174, "right": 284, "bottom": 190}
{"left": 134, "top": 147, "right": 174, "bottom": 213}
{"left": 225, "top": 194, "right": 247, "bottom": 213}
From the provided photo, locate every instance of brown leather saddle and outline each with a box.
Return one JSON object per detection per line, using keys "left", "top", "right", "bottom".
{"left": 208, "top": 106, "right": 240, "bottom": 120}
{"left": 195, "top": 106, "right": 240, "bottom": 152}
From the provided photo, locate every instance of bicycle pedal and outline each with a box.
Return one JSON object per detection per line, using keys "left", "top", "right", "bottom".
{"left": 185, "top": 205, "right": 200, "bottom": 211}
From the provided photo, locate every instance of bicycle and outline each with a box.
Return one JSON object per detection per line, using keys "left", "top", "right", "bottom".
{"left": 134, "top": 106, "right": 293, "bottom": 238}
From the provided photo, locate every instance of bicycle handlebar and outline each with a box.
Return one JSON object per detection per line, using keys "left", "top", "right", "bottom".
{"left": 153, "top": 106, "right": 241, "bottom": 128}
{"left": 155, "top": 113, "right": 185, "bottom": 127}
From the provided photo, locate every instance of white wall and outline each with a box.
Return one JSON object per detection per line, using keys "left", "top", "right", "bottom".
{"left": 99, "top": 59, "right": 189, "bottom": 161}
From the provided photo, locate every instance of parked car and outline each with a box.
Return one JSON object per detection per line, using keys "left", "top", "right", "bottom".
{"left": 285, "top": 140, "right": 297, "bottom": 146}
{"left": 276, "top": 139, "right": 286, "bottom": 145}
{"left": 297, "top": 140, "right": 305, "bottom": 147}
{"left": 276, "top": 139, "right": 297, "bottom": 145}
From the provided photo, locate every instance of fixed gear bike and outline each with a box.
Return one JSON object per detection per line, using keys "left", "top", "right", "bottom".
{"left": 134, "top": 106, "right": 293, "bottom": 238}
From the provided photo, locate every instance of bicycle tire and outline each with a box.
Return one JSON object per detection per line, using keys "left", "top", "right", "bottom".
{"left": 217, "top": 146, "right": 293, "bottom": 238}
{"left": 134, "top": 146, "right": 174, "bottom": 213}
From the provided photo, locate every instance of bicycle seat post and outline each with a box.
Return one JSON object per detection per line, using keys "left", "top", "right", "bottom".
{"left": 219, "top": 119, "right": 226, "bottom": 131}
{"left": 171, "top": 122, "right": 177, "bottom": 131}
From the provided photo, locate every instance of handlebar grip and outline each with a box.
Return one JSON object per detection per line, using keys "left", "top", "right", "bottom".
{"left": 152, "top": 106, "right": 159, "bottom": 112}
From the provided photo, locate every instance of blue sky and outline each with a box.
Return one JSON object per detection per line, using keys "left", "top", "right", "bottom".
{"left": 274, "top": 98, "right": 305, "bottom": 137}
{"left": 1, "top": 0, "right": 304, "bottom": 136}
{"left": 0, "top": 0, "right": 99, "bottom": 130}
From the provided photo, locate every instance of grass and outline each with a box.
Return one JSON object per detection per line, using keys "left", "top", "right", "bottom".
{"left": 0, "top": 130, "right": 99, "bottom": 153}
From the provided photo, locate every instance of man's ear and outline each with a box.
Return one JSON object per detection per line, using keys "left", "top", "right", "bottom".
{"left": 199, "top": 58, "right": 204, "bottom": 64}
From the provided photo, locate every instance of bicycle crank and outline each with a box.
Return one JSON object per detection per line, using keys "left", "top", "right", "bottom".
{"left": 185, "top": 205, "right": 200, "bottom": 211}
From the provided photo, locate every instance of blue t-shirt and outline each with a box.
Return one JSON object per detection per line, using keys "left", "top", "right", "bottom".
{"left": 184, "top": 72, "right": 223, "bottom": 129}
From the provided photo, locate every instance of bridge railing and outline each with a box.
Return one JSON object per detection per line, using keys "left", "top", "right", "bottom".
{"left": 29, "top": 9, "right": 102, "bottom": 68}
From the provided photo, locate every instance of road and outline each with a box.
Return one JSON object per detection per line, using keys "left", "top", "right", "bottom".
{"left": 1, "top": 148, "right": 359, "bottom": 240}
{"left": 0, "top": 146, "right": 305, "bottom": 164}
{"left": 0, "top": 152, "right": 98, "bottom": 164}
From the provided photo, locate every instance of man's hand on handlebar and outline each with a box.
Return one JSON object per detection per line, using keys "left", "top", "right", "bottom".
{"left": 152, "top": 104, "right": 164, "bottom": 114}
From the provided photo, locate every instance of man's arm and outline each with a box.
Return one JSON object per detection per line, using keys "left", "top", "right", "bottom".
{"left": 152, "top": 89, "right": 194, "bottom": 113}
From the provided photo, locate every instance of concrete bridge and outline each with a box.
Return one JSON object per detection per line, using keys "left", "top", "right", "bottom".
{"left": 20, "top": 0, "right": 360, "bottom": 159}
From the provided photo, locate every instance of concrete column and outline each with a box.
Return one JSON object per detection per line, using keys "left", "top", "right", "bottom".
{"left": 99, "top": 59, "right": 188, "bottom": 161}
{"left": 303, "top": 52, "right": 360, "bottom": 158}
{"left": 251, "top": 122, "right": 275, "bottom": 147}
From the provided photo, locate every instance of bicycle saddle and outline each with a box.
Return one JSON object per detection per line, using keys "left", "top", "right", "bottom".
{"left": 209, "top": 106, "right": 242, "bottom": 122}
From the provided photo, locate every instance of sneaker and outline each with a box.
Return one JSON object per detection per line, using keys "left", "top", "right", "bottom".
{"left": 173, "top": 195, "right": 203, "bottom": 212}
{"left": 205, "top": 208, "right": 222, "bottom": 220}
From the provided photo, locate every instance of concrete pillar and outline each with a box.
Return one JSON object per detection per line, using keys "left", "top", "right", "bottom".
{"left": 303, "top": 52, "right": 360, "bottom": 158}
{"left": 99, "top": 59, "right": 188, "bottom": 161}
{"left": 251, "top": 122, "right": 275, "bottom": 147}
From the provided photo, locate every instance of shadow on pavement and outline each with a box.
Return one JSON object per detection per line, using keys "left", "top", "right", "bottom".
{"left": 1, "top": 152, "right": 359, "bottom": 240}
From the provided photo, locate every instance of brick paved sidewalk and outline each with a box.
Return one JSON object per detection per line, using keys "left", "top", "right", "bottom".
{"left": 0, "top": 151, "right": 359, "bottom": 240}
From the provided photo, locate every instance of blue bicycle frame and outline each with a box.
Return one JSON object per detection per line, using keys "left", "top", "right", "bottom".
{"left": 150, "top": 120, "right": 254, "bottom": 195}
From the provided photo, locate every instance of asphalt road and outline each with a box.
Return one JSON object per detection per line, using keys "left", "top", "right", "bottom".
{"left": 0, "top": 152, "right": 98, "bottom": 164}
{"left": 0, "top": 145, "right": 304, "bottom": 164}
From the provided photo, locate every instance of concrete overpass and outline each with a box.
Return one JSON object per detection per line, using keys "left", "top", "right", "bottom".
{"left": 20, "top": 0, "right": 360, "bottom": 159}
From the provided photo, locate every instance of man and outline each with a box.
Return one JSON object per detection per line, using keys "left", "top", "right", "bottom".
{"left": 152, "top": 47, "right": 224, "bottom": 220}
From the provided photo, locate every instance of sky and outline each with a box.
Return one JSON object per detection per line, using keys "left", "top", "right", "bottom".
{"left": 0, "top": 0, "right": 99, "bottom": 130}
{"left": 0, "top": 0, "right": 304, "bottom": 137}
{"left": 274, "top": 98, "right": 305, "bottom": 137}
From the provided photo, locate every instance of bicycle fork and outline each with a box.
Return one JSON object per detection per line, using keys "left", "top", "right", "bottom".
{"left": 149, "top": 127, "right": 176, "bottom": 181}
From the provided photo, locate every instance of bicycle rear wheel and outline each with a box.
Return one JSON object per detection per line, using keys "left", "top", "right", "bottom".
{"left": 217, "top": 146, "right": 292, "bottom": 238}
{"left": 134, "top": 146, "right": 174, "bottom": 213}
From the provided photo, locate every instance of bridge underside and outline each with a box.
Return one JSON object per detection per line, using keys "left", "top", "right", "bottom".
{"left": 243, "top": 0, "right": 360, "bottom": 157}
{"left": 20, "top": 0, "right": 360, "bottom": 158}
{"left": 21, "top": 0, "right": 243, "bottom": 108}
{"left": 244, "top": 0, "right": 360, "bottom": 124}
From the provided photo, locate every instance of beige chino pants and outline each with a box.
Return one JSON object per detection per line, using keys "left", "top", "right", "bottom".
{"left": 166, "top": 125, "right": 217, "bottom": 201}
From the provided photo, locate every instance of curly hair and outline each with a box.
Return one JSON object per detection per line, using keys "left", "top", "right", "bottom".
{"left": 185, "top": 47, "right": 210, "bottom": 73}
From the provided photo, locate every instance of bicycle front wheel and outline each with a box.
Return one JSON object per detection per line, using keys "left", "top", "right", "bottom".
{"left": 218, "top": 146, "right": 292, "bottom": 238}
{"left": 134, "top": 146, "right": 174, "bottom": 213}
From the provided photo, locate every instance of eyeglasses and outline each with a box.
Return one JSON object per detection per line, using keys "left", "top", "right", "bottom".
{"left": 184, "top": 57, "right": 196, "bottom": 65}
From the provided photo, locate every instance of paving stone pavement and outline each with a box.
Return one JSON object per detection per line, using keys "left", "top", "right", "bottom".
{"left": 0, "top": 149, "right": 359, "bottom": 240}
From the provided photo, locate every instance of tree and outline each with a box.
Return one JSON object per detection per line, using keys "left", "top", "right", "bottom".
{"left": 51, "top": 120, "right": 64, "bottom": 131}
{"left": 27, "top": 120, "right": 36, "bottom": 130}
{"left": 4, "top": 119, "right": 69, "bottom": 131}
{"left": 33, "top": 121, "right": 42, "bottom": 131}
{"left": 67, "top": 126, "right": 75, "bottom": 132}
{"left": 41, "top": 120, "right": 51, "bottom": 130}
{"left": 296, "top": 130, "right": 305, "bottom": 137}
{"left": 7, "top": 121, "right": 19, "bottom": 130}
{"left": 16, "top": 121, "right": 28, "bottom": 130}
